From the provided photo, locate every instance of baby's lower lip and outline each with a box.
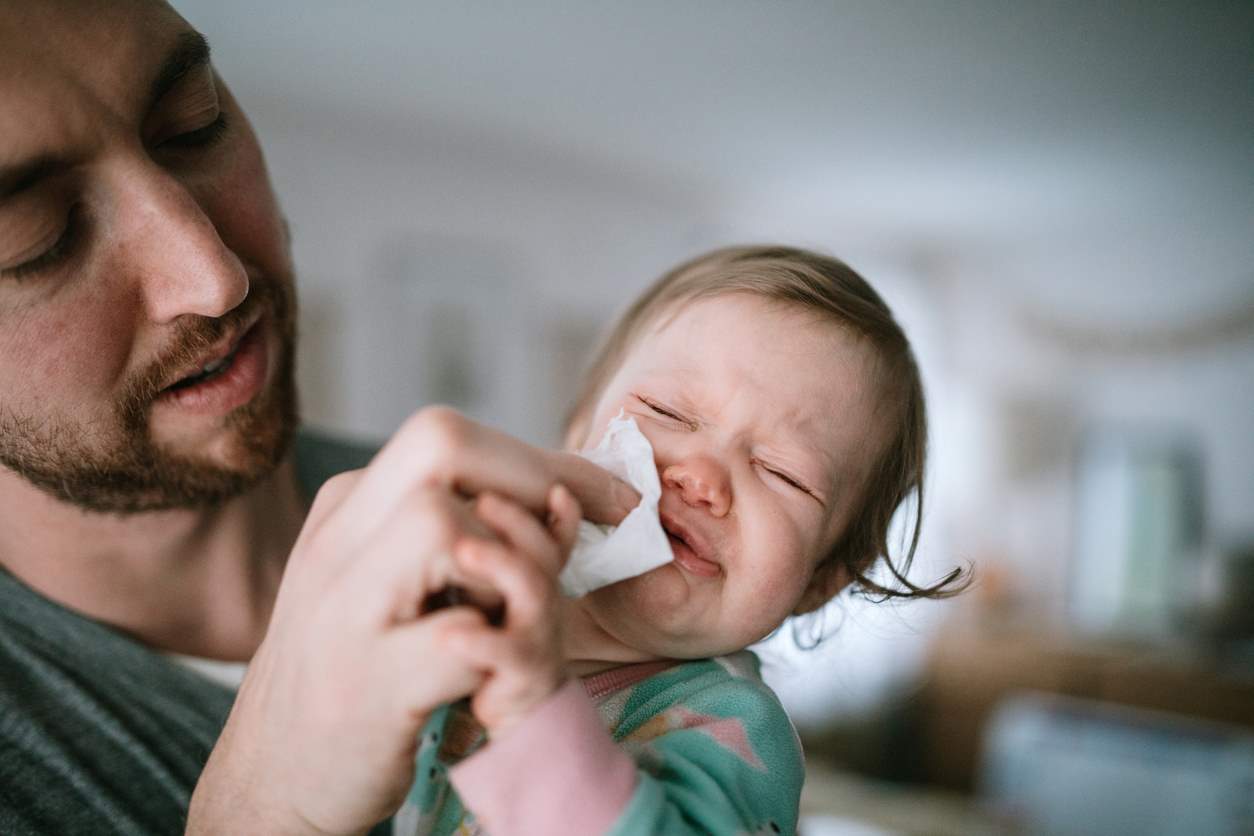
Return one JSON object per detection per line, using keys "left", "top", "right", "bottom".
{"left": 668, "top": 533, "right": 720, "bottom": 578}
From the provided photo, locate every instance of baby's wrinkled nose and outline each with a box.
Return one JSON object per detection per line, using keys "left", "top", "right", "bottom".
{"left": 662, "top": 457, "right": 732, "bottom": 517}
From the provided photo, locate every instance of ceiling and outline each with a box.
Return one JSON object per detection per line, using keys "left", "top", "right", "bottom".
{"left": 175, "top": 0, "right": 1254, "bottom": 328}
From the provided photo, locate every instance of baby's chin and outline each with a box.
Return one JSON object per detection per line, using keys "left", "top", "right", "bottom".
{"left": 585, "top": 566, "right": 740, "bottom": 660}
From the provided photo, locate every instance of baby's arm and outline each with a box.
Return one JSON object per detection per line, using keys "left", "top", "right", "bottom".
{"left": 444, "top": 485, "right": 581, "bottom": 736}
{"left": 451, "top": 657, "right": 803, "bottom": 836}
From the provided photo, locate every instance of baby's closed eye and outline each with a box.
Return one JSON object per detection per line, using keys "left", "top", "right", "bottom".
{"left": 636, "top": 394, "right": 697, "bottom": 430}
{"left": 754, "top": 459, "right": 819, "bottom": 501}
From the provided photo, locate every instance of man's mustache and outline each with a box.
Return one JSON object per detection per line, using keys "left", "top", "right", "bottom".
{"left": 120, "top": 278, "right": 281, "bottom": 420}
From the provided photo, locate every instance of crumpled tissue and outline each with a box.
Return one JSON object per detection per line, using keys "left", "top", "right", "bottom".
{"left": 558, "top": 411, "right": 672, "bottom": 597}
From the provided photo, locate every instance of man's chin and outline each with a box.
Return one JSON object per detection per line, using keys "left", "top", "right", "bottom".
{"left": 93, "top": 421, "right": 295, "bottom": 514}
{"left": 1, "top": 375, "right": 298, "bottom": 516}
{"left": 136, "top": 382, "right": 299, "bottom": 512}
{"left": 147, "top": 413, "right": 269, "bottom": 469}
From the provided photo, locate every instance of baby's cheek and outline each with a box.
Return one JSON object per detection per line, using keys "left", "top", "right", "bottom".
{"left": 581, "top": 400, "right": 630, "bottom": 450}
{"left": 744, "top": 515, "right": 811, "bottom": 598}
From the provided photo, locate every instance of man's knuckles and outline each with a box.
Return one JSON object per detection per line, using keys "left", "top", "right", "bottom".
{"left": 397, "top": 405, "right": 479, "bottom": 485}
{"left": 400, "top": 488, "right": 464, "bottom": 544}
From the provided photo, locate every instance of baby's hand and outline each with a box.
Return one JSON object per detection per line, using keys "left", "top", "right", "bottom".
{"left": 446, "top": 484, "right": 582, "bottom": 738}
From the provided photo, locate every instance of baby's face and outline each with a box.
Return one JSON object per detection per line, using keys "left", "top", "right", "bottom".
{"left": 575, "top": 294, "right": 889, "bottom": 659}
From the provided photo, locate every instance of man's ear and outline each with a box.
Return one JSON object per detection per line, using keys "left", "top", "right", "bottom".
{"left": 792, "top": 562, "right": 853, "bottom": 615}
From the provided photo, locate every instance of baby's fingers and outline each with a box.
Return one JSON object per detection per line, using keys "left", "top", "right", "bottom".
{"left": 454, "top": 536, "right": 555, "bottom": 629}
{"left": 442, "top": 619, "right": 564, "bottom": 736}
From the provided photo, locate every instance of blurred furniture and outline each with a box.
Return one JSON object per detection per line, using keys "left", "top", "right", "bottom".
{"left": 799, "top": 759, "right": 1015, "bottom": 836}
{"left": 916, "top": 611, "right": 1254, "bottom": 793}
{"left": 980, "top": 692, "right": 1254, "bottom": 836}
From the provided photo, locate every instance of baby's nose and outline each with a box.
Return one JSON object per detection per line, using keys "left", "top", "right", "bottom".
{"left": 662, "top": 458, "right": 732, "bottom": 517}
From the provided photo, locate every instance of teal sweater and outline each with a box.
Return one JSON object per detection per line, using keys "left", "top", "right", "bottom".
{"left": 400, "top": 651, "right": 803, "bottom": 835}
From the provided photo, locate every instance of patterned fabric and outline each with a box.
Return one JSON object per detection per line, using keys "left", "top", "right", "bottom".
{"left": 399, "top": 651, "right": 803, "bottom": 836}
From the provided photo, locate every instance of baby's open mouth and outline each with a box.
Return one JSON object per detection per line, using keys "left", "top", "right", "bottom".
{"left": 661, "top": 516, "right": 721, "bottom": 578}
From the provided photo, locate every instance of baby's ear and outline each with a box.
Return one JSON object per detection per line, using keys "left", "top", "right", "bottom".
{"left": 792, "top": 563, "right": 852, "bottom": 615}
{"left": 561, "top": 421, "right": 585, "bottom": 452}
{"left": 562, "top": 410, "right": 591, "bottom": 452}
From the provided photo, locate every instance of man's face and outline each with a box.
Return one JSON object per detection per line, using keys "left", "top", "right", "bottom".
{"left": 0, "top": 0, "right": 298, "bottom": 513}
{"left": 574, "top": 294, "right": 888, "bottom": 659}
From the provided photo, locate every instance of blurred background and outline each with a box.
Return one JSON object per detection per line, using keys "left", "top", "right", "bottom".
{"left": 177, "top": 2, "right": 1253, "bottom": 833}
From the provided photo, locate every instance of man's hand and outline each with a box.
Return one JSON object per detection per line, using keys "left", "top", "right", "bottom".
{"left": 187, "top": 407, "right": 637, "bottom": 836}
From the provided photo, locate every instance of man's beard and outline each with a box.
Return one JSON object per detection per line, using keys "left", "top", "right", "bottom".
{"left": 0, "top": 276, "right": 300, "bottom": 514}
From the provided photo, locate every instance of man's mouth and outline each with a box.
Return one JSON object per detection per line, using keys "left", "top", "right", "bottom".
{"left": 154, "top": 317, "right": 270, "bottom": 415}
{"left": 166, "top": 341, "right": 244, "bottom": 391}
{"left": 160, "top": 313, "right": 260, "bottom": 393}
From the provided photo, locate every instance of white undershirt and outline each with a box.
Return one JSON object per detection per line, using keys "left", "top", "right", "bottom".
{"left": 166, "top": 652, "right": 249, "bottom": 692}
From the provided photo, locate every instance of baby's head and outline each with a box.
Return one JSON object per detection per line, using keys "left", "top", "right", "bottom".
{"left": 566, "top": 245, "right": 964, "bottom": 660}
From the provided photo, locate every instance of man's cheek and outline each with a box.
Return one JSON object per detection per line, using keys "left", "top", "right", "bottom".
{"left": 208, "top": 137, "right": 289, "bottom": 273}
{"left": 12, "top": 314, "right": 125, "bottom": 403}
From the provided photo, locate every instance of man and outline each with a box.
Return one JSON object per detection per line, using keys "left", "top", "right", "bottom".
{"left": 0, "top": 2, "right": 633, "bottom": 833}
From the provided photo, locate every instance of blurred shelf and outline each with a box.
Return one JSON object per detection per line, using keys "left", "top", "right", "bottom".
{"left": 801, "top": 759, "right": 1017, "bottom": 836}
{"left": 916, "top": 609, "right": 1254, "bottom": 792}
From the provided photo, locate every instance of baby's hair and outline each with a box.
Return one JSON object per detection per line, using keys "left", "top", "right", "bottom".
{"left": 565, "top": 244, "right": 970, "bottom": 605}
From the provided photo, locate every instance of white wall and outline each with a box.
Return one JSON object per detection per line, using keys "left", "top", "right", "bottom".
{"left": 188, "top": 0, "right": 1254, "bottom": 725}
{"left": 242, "top": 96, "right": 1254, "bottom": 724}
{"left": 247, "top": 97, "right": 731, "bottom": 446}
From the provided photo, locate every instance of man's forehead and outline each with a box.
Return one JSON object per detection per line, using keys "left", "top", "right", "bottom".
{"left": 0, "top": 0, "right": 183, "bottom": 61}
{"left": 0, "top": 0, "right": 199, "bottom": 165}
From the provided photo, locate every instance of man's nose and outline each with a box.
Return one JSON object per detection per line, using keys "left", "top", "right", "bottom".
{"left": 121, "top": 166, "right": 249, "bottom": 323}
{"left": 662, "top": 456, "right": 733, "bottom": 517}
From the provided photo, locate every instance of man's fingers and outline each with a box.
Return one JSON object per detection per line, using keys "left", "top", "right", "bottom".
{"left": 545, "top": 484, "right": 582, "bottom": 559}
{"left": 544, "top": 450, "right": 639, "bottom": 525}
{"left": 292, "top": 469, "right": 365, "bottom": 555}
{"left": 333, "top": 409, "right": 553, "bottom": 529}
{"left": 338, "top": 491, "right": 501, "bottom": 625}
{"left": 327, "top": 408, "right": 638, "bottom": 548}
{"left": 474, "top": 492, "right": 562, "bottom": 577}
{"left": 383, "top": 607, "right": 489, "bottom": 712}
{"left": 442, "top": 622, "right": 514, "bottom": 671}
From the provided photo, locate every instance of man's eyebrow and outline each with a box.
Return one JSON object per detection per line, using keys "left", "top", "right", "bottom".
{"left": 0, "top": 33, "right": 212, "bottom": 204}
{"left": 148, "top": 31, "right": 212, "bottom": 114}
{"left": 0, "top": 34, "right": 212, "bottom": 206}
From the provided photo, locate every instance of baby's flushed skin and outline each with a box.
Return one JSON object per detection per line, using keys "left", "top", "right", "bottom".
{"left": 401, "top": 245, "right": 966, "bottom": 835}
{"left": 560, "top": 294, "right": 886, "bottom": 666}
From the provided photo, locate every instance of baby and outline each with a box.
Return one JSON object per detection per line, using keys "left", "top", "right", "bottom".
{"left": 398, "top": 245, "right": 966, "bottom": 835}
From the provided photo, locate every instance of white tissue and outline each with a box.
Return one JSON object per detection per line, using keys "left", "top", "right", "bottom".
{"left": 558, "top": 412, "right": 672, "bottom": 597}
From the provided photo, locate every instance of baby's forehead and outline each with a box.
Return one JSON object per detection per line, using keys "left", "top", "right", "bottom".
{"left": 635, "top": 295, "right": 877, "bottom": 381}
{"left": 648, "top": 293, "right": 856, "bottom": 346}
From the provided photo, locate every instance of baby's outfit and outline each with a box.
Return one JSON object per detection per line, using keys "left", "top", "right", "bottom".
{"left": 396, "top": 650, "right": 803, "bottom": 836}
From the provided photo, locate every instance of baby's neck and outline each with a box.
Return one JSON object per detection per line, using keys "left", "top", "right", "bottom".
{"left": 559, "top": 598, "right": 668, "bottom": 678}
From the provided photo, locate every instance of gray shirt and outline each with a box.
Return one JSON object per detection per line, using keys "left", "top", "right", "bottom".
{"left": 0, "top": 431, "right": 388, "bottom": 835}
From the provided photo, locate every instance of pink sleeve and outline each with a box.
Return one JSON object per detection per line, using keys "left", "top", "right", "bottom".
{"left": 449, "top": 679, "right": 639, "bottom": 836}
